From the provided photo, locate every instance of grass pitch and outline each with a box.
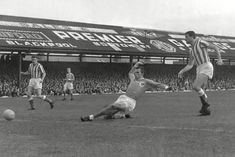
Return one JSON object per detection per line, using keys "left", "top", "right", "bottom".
{"left": 0, "top": 90, "right": 235, "bottom": 157}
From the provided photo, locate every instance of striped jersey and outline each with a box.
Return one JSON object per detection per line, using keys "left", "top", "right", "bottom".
{"left": 65, "top": 73, "right": 75, "bottom": 82}
{"left": 28, "top": 63, "right": 45, "bottom": 78}
{"left": 190, "top": 37, "right": 210, "bottom": 66}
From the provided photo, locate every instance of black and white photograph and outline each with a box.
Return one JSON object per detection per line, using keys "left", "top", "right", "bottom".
{"left": 0, "top": 0, "right": 235, "bottom": 156}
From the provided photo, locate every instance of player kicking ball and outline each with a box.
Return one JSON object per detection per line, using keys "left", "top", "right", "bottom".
{"left": 81, "top": 62, "right": 172, "bottom": 122}
{"left": 178, "top": 31, "right": 223, "bottom": 116}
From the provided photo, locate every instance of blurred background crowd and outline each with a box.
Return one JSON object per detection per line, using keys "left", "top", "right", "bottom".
{"left": 0, "top": 59, "right": 235, "bottom": 97}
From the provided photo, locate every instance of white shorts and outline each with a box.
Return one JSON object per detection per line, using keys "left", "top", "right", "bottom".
{"left": 28, "top": 78, "right": 42, "bottom": 89}
{"left": 64, "top": 82, "right": 74, "bottom": 91}
{"left": 113, "top": 95, "right": 136, "bottom": 112}
{"left": 196, "top": 62, "right": 214, "bottom": 79}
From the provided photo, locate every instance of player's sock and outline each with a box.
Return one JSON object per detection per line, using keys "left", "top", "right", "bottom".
{"left": 198, "top": 89, "right": 209, "bottom": 105}
{"left": 125, "top": 113, "right": 132, "bottom": 118}
{"left": 28, "top": 99, "right": 35, "bottom": 110}
{"left": 199, "top": 96, "right": 211, "bottom": 115}
{"left": 199, "top": 105, "right": 211, "bottom": 115}
{"left": 200, "top": 94, "right": 209, "bottom": 105}
{"left": 49, "top": 100, "right": 54, "bottom": 109}
{"left": 81, "top": 115, "right": 94, "bottom": 122}
{"left": 197, "top": 89, "right": 210, "bottom": 115}
{"left": 89, "top": 115, "right": 94, "bottom": 120}
{"left": 62, "top": 92, "right": 66, "bottom": 100}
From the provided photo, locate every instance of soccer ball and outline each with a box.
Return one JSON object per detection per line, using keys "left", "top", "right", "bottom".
{"left": 2, "top": 109, "right": 15, "bottom": 121}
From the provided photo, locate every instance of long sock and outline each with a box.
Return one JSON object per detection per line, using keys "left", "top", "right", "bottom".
{"left": 89, "top": 115, "right": 94, "bottom": 120}
{"left": 200, "top": 94, "right": 209, "bottom": 106}
{"left": 71, "top": 94, "right": 73, "bottom": 99}
{"left": 198, "top": 89, "right": 209, "bottom": 106}
{"left": 29, "top": 99, "right": 35, "bottom": 109}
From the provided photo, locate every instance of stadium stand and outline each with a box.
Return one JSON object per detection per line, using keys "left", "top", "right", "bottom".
{"left": 0, "top": 61, "right": 234, "bottom": 97}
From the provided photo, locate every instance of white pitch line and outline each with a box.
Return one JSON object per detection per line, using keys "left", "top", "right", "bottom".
{"left": 82, "top": 122, "right": 229, "bottom": 133}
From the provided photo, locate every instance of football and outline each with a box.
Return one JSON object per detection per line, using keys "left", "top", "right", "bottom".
{"left": 2, "top": 109, "right": 15, "bottom": 121}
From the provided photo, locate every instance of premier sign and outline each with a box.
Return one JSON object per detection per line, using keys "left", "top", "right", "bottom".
{"left": 52, "top": 31, "right": 144, "bottom": 44}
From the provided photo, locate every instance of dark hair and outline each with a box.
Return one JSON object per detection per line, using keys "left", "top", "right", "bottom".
{"left": 185, "top": 31, "right": 196, "bottom": 39}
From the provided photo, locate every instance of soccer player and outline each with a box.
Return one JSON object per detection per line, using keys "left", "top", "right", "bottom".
{"left": 21, "top": 55, "right": 54, "bottom": 110}
{"left": 62, "top": 68, "right": 75, "bottom": 101}
{"left": 178, "top": 31, "right": 223, "bottom": 116}
{"left": 80, "top": 62, "right": 172, "bottom": 122}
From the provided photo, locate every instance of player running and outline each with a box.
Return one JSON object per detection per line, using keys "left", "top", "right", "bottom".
{"left": 21, "top": 55, "right": 54, "bottom": 110}
{"left": 81, "top": 62, "right": 172, "bottom": 122}
{"left": 62, "top": 68, "right": 75, "bottom": 101}
{"left": 178, "top": 31, "right": 223, "bottom": 116}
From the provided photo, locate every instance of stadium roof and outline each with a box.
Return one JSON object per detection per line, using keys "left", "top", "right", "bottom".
{"left": 0, "top": 15, "right": 235, "bottom": 59}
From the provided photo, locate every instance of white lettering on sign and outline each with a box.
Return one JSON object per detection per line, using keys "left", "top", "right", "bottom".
{"left": 126, "top": 36, "right": 144, "bottom": 44}
{"left": 6, "top": 40, "right": 77, "bottom": 48}
{"left": 92, "top": 41, "right": 149, "bottom": 52}
{"left": 115, "top": 35, "right": 132, "bottom": 44}
{"left": 212, "top": 42, "right": 235, "bottom": 50}
{"left": 168, "top": 39, "right": 184, "bottom": 47}
{"left": 52, "top": 30, "right": 147, "bottom": 51}
{"left": 150, "top": 40, "right": 176, "bottom": 53}
{"left": 53, "top": 31, "right": 70, "bottom": 39}
{"left": 94, "top": 34, "right": 114, "bottom": 42}
{"left": 0, "top": 29, "right": 52, "bottom": 42}
{"left": 81, "top": 33, "right": 99, "bottom": 41}
{"left": 181, "top": 40, "right": 191, "bottom": 47}
{"left": 68, "top": 32, "right": 87, "bottom": 41}
{"left": 108, "top": 35, "right": 121, "bottom": 43}
{"left": 52, "top": 31, "right": 144, "bottom": 45}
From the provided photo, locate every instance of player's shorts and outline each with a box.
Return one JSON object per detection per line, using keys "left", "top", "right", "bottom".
{"left": 28, "top": 78, "right": 42, "bottom": 89}
{"left": 63, "top": 82, "right": 74, "bottom": 91}
{"left": 196, "top": 62, "right": 214, "bottom": 79}
{"left": 112, "top": 95, "right": 136, "bottom": 112}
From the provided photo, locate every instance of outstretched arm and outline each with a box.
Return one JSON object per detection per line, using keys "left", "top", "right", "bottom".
{"left": 146, "top": 79, "right": 172, "bottom": 91}
{"left": 21, "top": 71, "right": 30, "bottom": 75}
{"left": 21, "top": 66, "right": 30, "bottom": 75}
{"left": 178, "top": 52, "right": 194, "bottom": 79}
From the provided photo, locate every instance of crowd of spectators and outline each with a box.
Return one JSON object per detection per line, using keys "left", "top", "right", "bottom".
{"left": 0, "top": 60, "right": 235, "bottom": 97}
